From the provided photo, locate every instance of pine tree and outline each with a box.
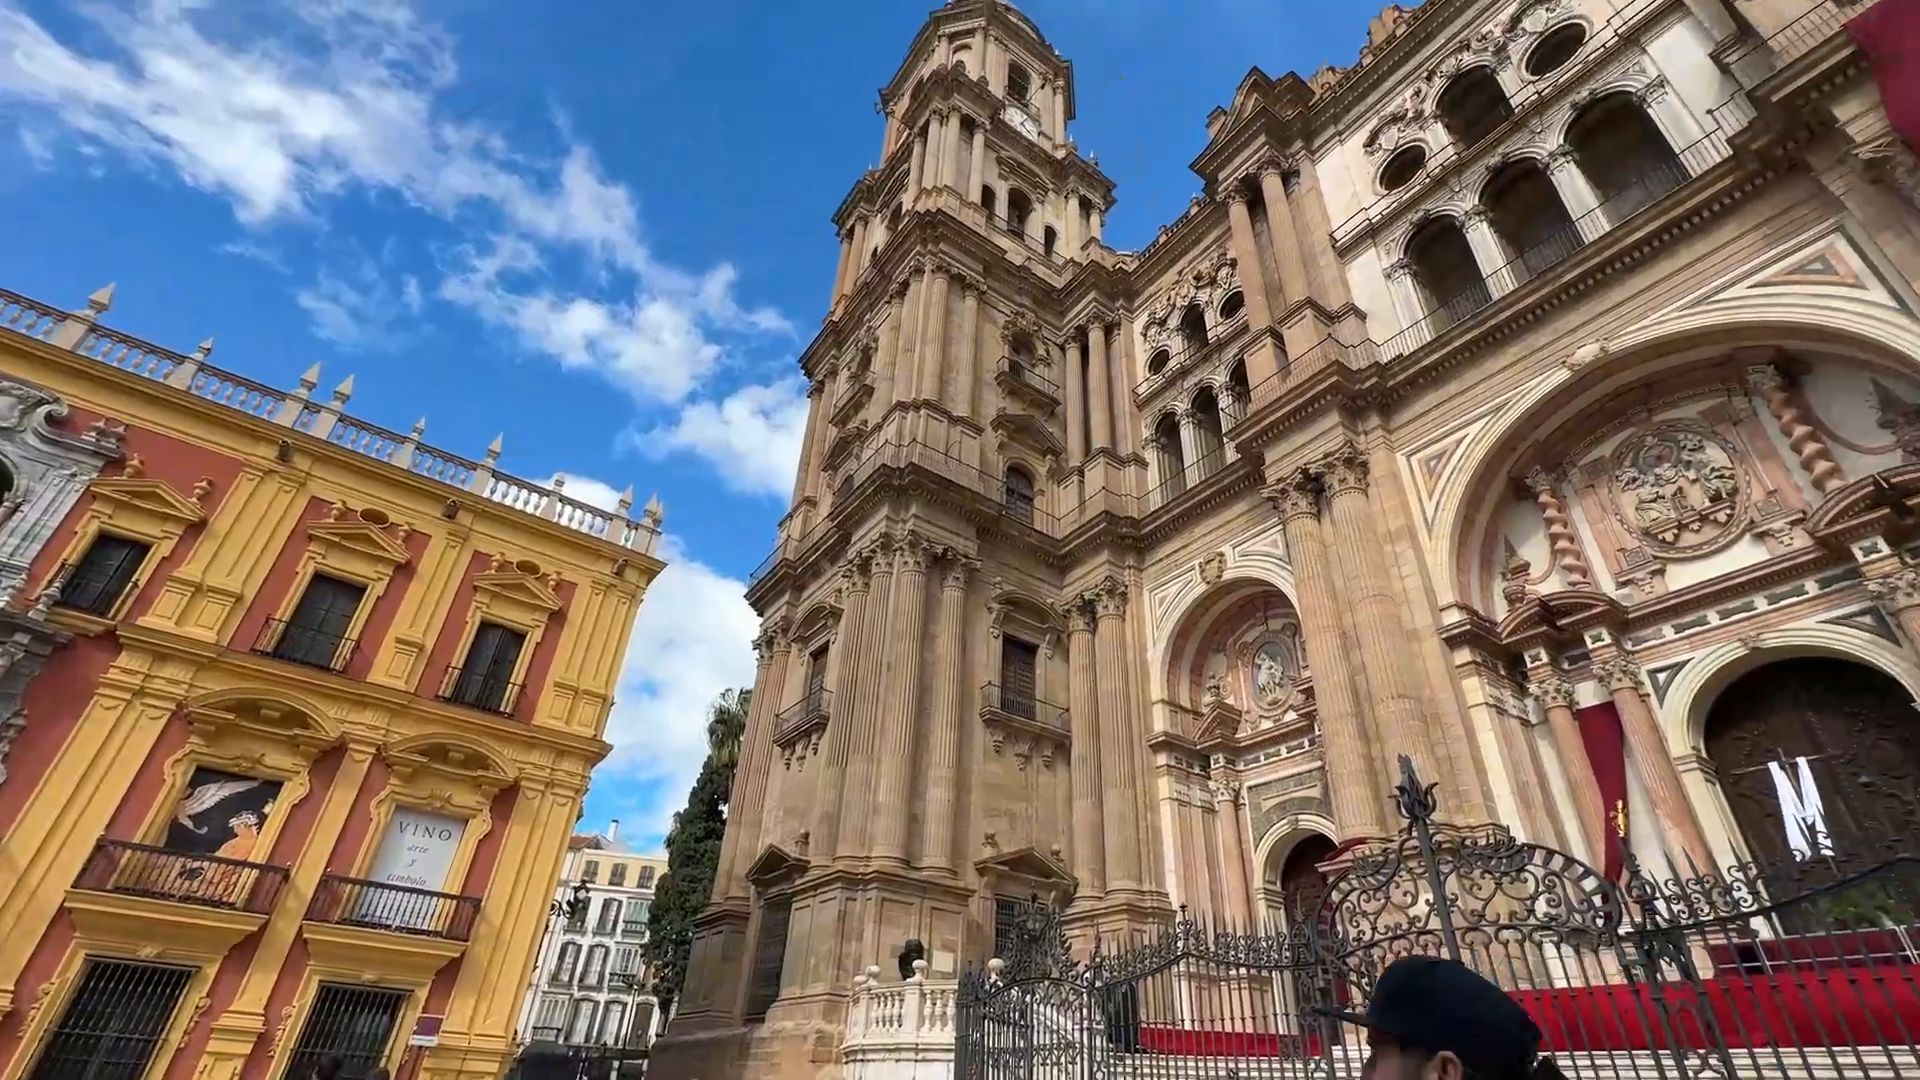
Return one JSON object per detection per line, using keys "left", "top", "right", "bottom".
{"left": 644, "top": 687, "right": 749, "bottom": 1018}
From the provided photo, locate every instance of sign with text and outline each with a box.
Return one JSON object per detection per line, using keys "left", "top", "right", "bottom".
{"left": 356, "top": 808, "right": 468, "bottom": 929}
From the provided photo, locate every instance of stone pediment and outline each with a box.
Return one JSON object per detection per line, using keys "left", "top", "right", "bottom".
{"left": 1803, "top": 465, "right": 1920, "bottom": 545}
{"left": 973, "top": 846, "right": 1075, "bottom": 891}
{"left": 1496, "top": 588, "right": 1625, "bottom": 649}
{"left": 308, "top": 516, "right": 412, "bottom": 567}
{"left": 471, "top": 566, "right": 563, "bottom": 614}
{"left": 88, "top": 475, "right": 208, "bottom": 526}
{"left": 745, "top": 843, "right": 808, "bottom": 886}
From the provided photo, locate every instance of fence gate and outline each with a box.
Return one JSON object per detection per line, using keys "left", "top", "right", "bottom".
{"left": 958, "top": 754, "right": 1920, "bottom": 1079}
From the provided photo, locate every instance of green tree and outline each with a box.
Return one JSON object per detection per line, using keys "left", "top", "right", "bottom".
{"left": 643, "top": 686, "right": 751, "bottom": 1019}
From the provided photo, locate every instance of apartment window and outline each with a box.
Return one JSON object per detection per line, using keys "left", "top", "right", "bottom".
{"left": 582, "top": 860, "right": 600, "bottom": 884}
{"left": 55, "top": 534, "right": 150, "bottom": 618}
{"left": 532, "top": 994, "right": 568, "bottom": 1041}
{"left": 621, "top": 906, "right": 649, "bottom": 939}
{"left": 28, "top": 959, "right": 191, "bottom": 1080}
{"left": 635, "top": 867, "right": 656, "bottom": 890}
{"left": 595, "top": 898, "right": 622, "bottom": 935}
{"left": 598, "top": 1000, "right": 630, "bottom": 1047}
{"left": 551, "top": 942, "right": 581, "bottom": 985}
{"left": 999, "top": 637, "right": 1039, "bottom": 721}
{"left": 269, "top": 573, "right": 366, "bottom": 670}
{"left": 566, "top": 1000, "right": 598, "bottom": 1045}
{"left": 580, "top": 944, "right": 609, "bottom": 989}
{"left": 631, "top": 1002, "right": 656, "bottom": 1047}
{"left": 286, "top": 984, "right": 407, "bottom": 1080}
{"left": 444, "top": 621, "right": 526, "bottom": 714}
{"left": 613, "top": 946, "right": 640, "bottom": 978}
{"left": 745, "top": 898, "right": 792, "bottom": 1020}
{"left": 609, "top": 863, "right": 628, "bottom": 887}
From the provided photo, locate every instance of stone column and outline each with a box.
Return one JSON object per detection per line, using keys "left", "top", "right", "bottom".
{"left": 1176, "top": 410, "right": 1202, "bottom": 483}
{"left": 1113, "top": 317, "right": 1139, "bottom": 457}
{"left": 1052, "top": 82, "right": 1067, "bottom": 143}
{"left": 1065, "top": 335, "right": 1087, "bottom": 465}
{"left": 923, "top": 118, "right": 944, "bottom": 191}
{"left": 1065, "top": 195, "right": 1083, "bottom": 255}
{"left": 921, "top": 555, "right": 971, "bottom": 872}
{"left": 872, "top": 536, "right": 929, "bottom": 864}
{"left": 1383, "top": 260, "right": 1427, "bottom": 335}
{"left": 1594, "top": 657, "right": 1713, "bottom": 868}
{"left": 1065, "top": 601, "right": 1106, "bottom": 895}
{"left": 1225, "top": 188, "right": 1282, "bottom": 389}
{"left": 1546, "top": 147, "right": 1607, "bottom": 242}
{"left": 1319, "top": 442, "right": 1442, "bottom": 790}
{"left": 940, "top": 110, "right": 964, "bottom": 190}
{"left": 1524, "top": 468, "right": 1592, "bottom": 588}
{"left": 1256, "top": 162, "right": 1311, "bottom": 310}
{"left": 1090, "top": 206, "right": 1103, "bottom": 243}
{"left": 1747, "top": 363, "right": 1846, "bottom": 497}
{"left": 1093, "top": 580, "right": 1145, "bottom": 892}
{"left": 719, "top": 622, "right": 792, "bottom": 898}
{"left": 918, "top": 262, "right": 952, "bottom": 405}
{"left": 1867, "top": 565, "right": 1920, "bottom": 651}
{"left": 1462, "top": 207, "right": 1514, "bottom": 296}
{"left": 813, "top": 554, "right": 871, "bottom": 858}
{"left": 831, "top": 230, "right": 855, "bottom": 302}
{"left": 849, "top": 215, "right": 871, "bottom": 283}
{"left": 908, "top": 131, "right": 926, "bottom": 195}
{"left": 1087, "top": 319, "right": 1113, "bottom": 452}
{"left": 968, "top": 123, "right": 987, "bottom": 202}
{"left": 956, "top": 280, "right": 981, "bottom": 418}
{"left": 835, "top": 543, "right": 895, "bottom": 860}
{"left": 792, "top": 383, "right": 825, "bottom": 505}
{"left": 1211, "top": 777, "right": 1253, "bottom": 929}
{"left": 1266, "top": 475, "right": 1387, "bottom": 839}
{"left": 1531, "top": 672, "right": 1604, "bottom": 864}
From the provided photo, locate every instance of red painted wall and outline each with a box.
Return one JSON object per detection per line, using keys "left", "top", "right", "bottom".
{"left": 415, "top": 785, "right": 523, "bottom": 1032}
{"left": 416, "top": 553, "right": 577, "bottom": 723}
{"left": 104, "top": 705, "right": 189, "bottom": 840}
{"left": 347, "top": 529, "right": 430, "bottom": 681}
{"left": 0, "top": 633, "right": 118, "bottom": 836}
{"left": 325, "top": 758, "right": 391, "bottom": 876}
{"left": 0, "top": 910, "right": 76, "bottom": 1075}
{"left": 510, "top": 577, "right": 575, "bottom": 723}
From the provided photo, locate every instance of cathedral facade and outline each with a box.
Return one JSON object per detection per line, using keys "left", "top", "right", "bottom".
{"left": 653, "top": 0, "right": 1920, "bottom": 1075}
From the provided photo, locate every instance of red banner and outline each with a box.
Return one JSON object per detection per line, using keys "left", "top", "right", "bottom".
{"left": 1850, "top": 0, "right": 1920, "bottom": 147}
{"left": 1575, "top": 701, "right": 1629, "bottom": 880}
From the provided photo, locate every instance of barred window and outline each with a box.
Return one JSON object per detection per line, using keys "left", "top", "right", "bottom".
{"left": 27, "top": 959, "right": 192, "bottom": 1080}
{"left": 286, "top": 984, "right": 407, "bottom": 1080}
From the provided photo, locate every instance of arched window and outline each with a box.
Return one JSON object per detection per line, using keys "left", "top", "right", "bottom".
{"left": 1007, "top": 63, "right": 1033, "bottom": 106}
{"left": 980, "top": 185, "right": 997, "bottom": 216}
{"left": 1005, "top": 188, "right": 1034, "bottom": 238}
{"left": 1218, "top": 290, "right": 1245, "bottom": 321}
{"left": 1225, "top": 359, "right": 1251, "bottom": 421}
{"left": 1482, "top": 158, "right": 1578, "bottom": 281}
{"left": 1190, "top": 388, "right": 1226, "bottom": 476}
{"left": 1568, "top": 93, "right": 1686, "bottom": 217}
{"left": 1526, "top": 23, "right": 1587, "bottom": 76}
{"left": 1436, "top": 67, "right": 1514, "bottom": 149}
{"left": 1407, "top": 217, "right": 1491, "bottom": 331}
{"left": 1002, "top": 466, "right": 1036, "bottom": 525}
{"left": 1179, "top": 303, "right": 1209, "bottom": 352}
{"left": 1153, "top": 412, "right": 1187, "bottom": 498}
{"left": 1379, "top": 145, "right": 1428, "bottom": 192}
{"left": 1043, "top": 224, "right": 1058, "bottom": 258}
{"left": 1146, "top": 348, "right": 1172, "bottom": 377}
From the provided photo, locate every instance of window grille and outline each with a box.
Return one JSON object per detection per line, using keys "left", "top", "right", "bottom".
{"left": 442, "top": 622, "right": 526, "bottom": 714}
{"left": 27, "top": 959, "right": 192, "bottom": 1080}
{"left": 745, "top": 898, "right": 792, "bottom": 1020}
{"left": 285, "top": 984, "right": 407, "bottom": 1080}
{"left": 265, "top": 573, "right": 365, "bottom": 670}
{"left": 55, "top": 535, "right": 151, "bottom": 617}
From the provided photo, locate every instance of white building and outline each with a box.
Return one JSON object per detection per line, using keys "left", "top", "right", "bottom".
{"left": 517, "top": 824, "right": 669, "bottom": 1048}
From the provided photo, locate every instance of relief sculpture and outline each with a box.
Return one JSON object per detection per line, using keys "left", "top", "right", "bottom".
{"left": 1608, "top": 424, "right": 1747, "bottom": 555}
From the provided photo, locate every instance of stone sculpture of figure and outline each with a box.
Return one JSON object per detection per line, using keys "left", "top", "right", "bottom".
{"left": 897, "top": 938, "right": 926, "bottom": 981}
{"left": 1255, "top": 642, "right": 1287, "bottom": 704}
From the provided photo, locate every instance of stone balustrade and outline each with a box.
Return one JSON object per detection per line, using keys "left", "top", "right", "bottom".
{"left": 0, "top": 284, "right": 662, "bottom": 554}
{"left": 841, "top": 960, "right": 958, "bottom": 1080}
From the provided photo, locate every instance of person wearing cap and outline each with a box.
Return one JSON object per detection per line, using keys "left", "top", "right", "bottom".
{"left": 1315, "top": 956, "right": 1567, "bottom": 1080}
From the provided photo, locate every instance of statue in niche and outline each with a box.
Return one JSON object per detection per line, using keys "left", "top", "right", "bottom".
{"left": 1204, "top": 669, "right": 1230, "bottom": 706}
{"left": 1609, "top": 426, "right": 1743, "bottom": 551}
{"left": 1254, "top": 641, "right": 1289, "bottom": 706}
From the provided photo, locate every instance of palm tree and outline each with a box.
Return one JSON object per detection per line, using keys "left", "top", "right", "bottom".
{"left": 705, "top": 687, "right": 750, "bottom": 770}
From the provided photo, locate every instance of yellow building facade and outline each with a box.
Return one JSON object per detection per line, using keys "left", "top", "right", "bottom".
{"left": 0, "top": 284, "right": 663, "bottom": 1080}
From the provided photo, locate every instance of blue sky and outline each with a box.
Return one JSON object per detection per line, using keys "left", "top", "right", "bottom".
{"left": 0, "top": 0, "right": 1387, "bottom": 848}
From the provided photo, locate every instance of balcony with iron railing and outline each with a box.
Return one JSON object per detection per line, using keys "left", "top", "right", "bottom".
{"left": 254, "top": 617, "right": 355, "bottom": 673}
{"left": 307, "top": 872, "right": 481, "bottom": 942}
{"left": 73, "top": 838, "right": 289, "bottom": 914}
{"left": 437, "top": 665, "right": 523, "bottom": 717}
{"left": 979, "top": 682, "right": 1068, "bottom": 731}
{"left": 1133, "top": 309, "right": 1252, "bottom": 404}
{"left": 0, "top": 284, "right": 663, "bottom": 554}
{"left": 773, "top": 687, "right": 833, "bottom": 745}
{"left": 1143, "top": 446, "right": 1237, "bottom": 514}
{"left": 995, "top": 354, "right": 1061, "bottom": 406}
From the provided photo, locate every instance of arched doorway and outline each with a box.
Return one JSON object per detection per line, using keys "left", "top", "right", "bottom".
{"left": 1704, "top": 657, "right": 1918, "bottom": 868}
{"left": 1277, "top": 833, "right": 1336, "bottom": 921}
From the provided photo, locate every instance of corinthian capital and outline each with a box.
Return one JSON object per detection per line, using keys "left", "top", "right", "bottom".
{"left": 1317, "top": 441, "right": 1370, "bottom": 497}
{"left": 1529, "top": 673, "right": 1575, "bottom": 709}
{"left": 894, "top": 532, "right": 932, "bottom": 574}
{"left": 1059, "top": 598, "right": 1098, "bottom": 634}
{"left": 1085, "top": 576, "right": 1129, "bottom": 618}
{"left": 1866, "top": 567, "right": 1920, "bottom": 612}
{"left": 1592, "top": 658, "right": 1643, "bottom": 693}
{"left": 1209, "top": 777, "right": 1243, "bottom": 804}
{"left": 1262, "top": 473, "right": 1321, "bottom": 522}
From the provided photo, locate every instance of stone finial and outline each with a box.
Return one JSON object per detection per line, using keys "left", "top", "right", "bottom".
{"left": 330, "top": 375, "right": 354, "bottom": 406}
{"left": 643, "top": 493, "right": 664, "bottom": 526}
{"left": 85, "top": 283, "right": 116, "bottom": 315}
{"left": 296, "top": 363, "right": 321, "bottom": 396}
{"left": 192, "top": 338, "right": 214, "bottom": 361}
{"left": 410, "top": 417, "right": 427, "bottom": 439}
{"left": 484, "top": 434, "right": 503, "bottom": 465}
{"left": 552, "top": 474, "right": 567, "bottom": 494}
{"left": 617, "top": 485, "right": 635, "bottom": 515}
{"left": 192, "top": 477, "right": 216, "bottom": 507}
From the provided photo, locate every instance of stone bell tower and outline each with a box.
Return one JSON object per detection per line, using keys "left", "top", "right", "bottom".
{"left": 650, "top": 3, "right": 1166, "bottom": 1078}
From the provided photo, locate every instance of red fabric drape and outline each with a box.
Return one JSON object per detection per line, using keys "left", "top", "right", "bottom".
{"left": 1576, "top": 701, "right": 1629, "bottom": 880}
{"left": 1850, "top": 0, "right": 1920, "bottom": 146}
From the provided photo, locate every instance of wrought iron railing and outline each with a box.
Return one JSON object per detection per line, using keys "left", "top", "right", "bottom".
{"left": 979, "top": 682, "right": 1068, "bottom": 730}
{"left": 997, "top": 355, "right": 1060, "bottom": 400}
{"left": 773, "top": 688, "right": 833, "bottom": 743}
{"left": 1748, "top": 0, "right": 1884, "bottom": 66}
{"left": 255, "top": 617, "right": 355, "bottom": 673}
{"left": 74, "top": 838, "right": 288, "bottom": 914}
{"left": 437, "top": 664, "right": 522, "bottom": 717}
{"left": 307, "top": 872, "right": 480, "bottom": 941}
{"left": 1143, "top": 446, "right": 1232, "bottom": 513}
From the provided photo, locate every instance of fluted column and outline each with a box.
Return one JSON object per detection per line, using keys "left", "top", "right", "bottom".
{"left": 1092, "top": 579, "right": 1144, "bottom": 891}
{"left": 1866, "top": 564, "right": 1920, "bottom": 652}
{"left": 831, "top": 230, "right": 855, "bottom": 303}
{"left": 1065, "top": 601, "right": 1105, "bottom": 895}
{"left": 1065, "top": 335, "right": 1087, "bottom": 465}
{"left": 793, "top": 383, "right": 825, "bottom": 505}
{"left": 1532, "top": 673, "right": 1604, "bottom": 864}
{"left": 956, "top": 280, "right": 981, "bottom": 417}
{"left": 1087, "top": 319, "right": 1113, "bottom": 452}
{"left": 872, "top": 536, "right": 929, "bottom": 864}
{"left": 908, "top": 131, "right": 926, "bottom": 195}
{"left": 921, "top": 554, "right": 972, "bottom": 872}
{"left": 1176, "top": 409, "right": 1202, "bottom": 482}
{"left": 1224, "top": 190, "right": 1276, "bottom": 333}
{"left": 918, "top": 262, "right": 952, "bottom": 404}
{"left": 1546, "top": 147, "right": 1607, "bottom": 242}
{"left": 1211, "top": 777, "right": 1253, "bottom": 928}
{"left": 849, "top": 216, "right": 871, "bottom": 284}
{"left": 1594, "top": 657, "right": 1713, "bottom": 868}
{"left": 1256, "top": 161, "right": 1310, "bottom": 309}
{"left": 836, "top": 540, "right": 896, "bottom": 860}
{"left": 1524, "top": 468, "right": 1592, "bottom": 588}
{"left": 813, "top": 554, "right": 873, "bottom": 858}
{"left": 1319, "top": 442, "right": 1440, "bottom": 789}
{"left": 1265, "top": 476, "right": 1386, "bottom": 839}
{"left": 713, "top": 626, "right": 783, "bottom": 902}
{"left": 1747, "top": 362, "right": 1846, "bottom": 496}
{"left": 967, "top": 123, "right": 987, "bottom": 201}
{"left": 941, "top": 111, "right": 965, "bottom": 189}
{"left": 1462, "top": 207, "right": 1514, "bottom": 297}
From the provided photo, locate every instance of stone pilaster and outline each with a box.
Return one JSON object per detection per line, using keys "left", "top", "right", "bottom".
{"left": 836, "top": 539, "right": 895, "bottom": 861}
{"left": 1224, "top": 188, "right": 1282, "bottom": 388}
{"left": 920, "top": 554, "right": 973, "bottom": 872}
{"left": 1255, "top": 161, "right": 1311, "bottom": 313}
{"left": 812, "top": 552, "right": 873, "bottom": 859}
{"left": 1593, "top": 656, "right": 1712, "bottom": 868}
{"left": 956, "top": 280, "right": 981, "bottom": 418}
{"left": 1065, "top": 335, "right": 1087, "bottom": 466}
{"left": 872, "top": 535, "right": 930, "bottom": 864}
{"left": 1210, "top": 775, "right": 1252, "bottom": 929}
{"left": 1091, "top": 578, "right": 1144, "bottom": 892}
{"left": 1087, "top": 319, "right": 1113, "bottom": 452}
{"left": 1530, "top": 672, "right": 1603, "bottom": 864}
{"left": 1264, "top": 473, "right": 1386, "bottom": 839}
{"left": 1064, "top": 598, "right": 1105, "bottom": 896}
{"left": 719, "top": 619, "right": 792, "bottom": 899}
{"left": 918, "top": 264, "right": 952, "bottom": 407}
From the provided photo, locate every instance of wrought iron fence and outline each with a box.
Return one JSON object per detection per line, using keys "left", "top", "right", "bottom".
{"left": 438, "top": 663, "right": 523, "bottom": 716}
{"left": 308, "top": 872, "right": 481, "bottom": 941}
{"left": 256, "top": 616, "right": 356, "bottom": 672}
{"left": 979, "top": 682, "right": 1068, "bottom": 731}
{"left": 959, "top": 754, "right": 1920, "bottom": 1079}
{"left": 73, "top": 838, "right": 287, "bottom": 913}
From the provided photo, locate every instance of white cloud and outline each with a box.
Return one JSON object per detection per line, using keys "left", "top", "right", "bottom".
{"left": 598, "top": 534, "right": 760, "bottom": 843}
{"left": 294, "top": 259, "right": 422, "bottom": 350}
{"left": 632, "top": 379, "right": 808, "bottom": 498}
{"left": 548, "top": 472, "right": 626, "bottom": 514}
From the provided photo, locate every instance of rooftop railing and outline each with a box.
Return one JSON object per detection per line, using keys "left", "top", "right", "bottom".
{"left": 1, "top": 284, "right": 663, "bottom": 554}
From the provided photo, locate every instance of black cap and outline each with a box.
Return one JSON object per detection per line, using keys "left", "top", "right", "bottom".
{"left": 1314, "top": 956, "right": 1543, "bottom": 1079}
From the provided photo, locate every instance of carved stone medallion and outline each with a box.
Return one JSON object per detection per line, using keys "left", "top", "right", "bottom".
{"left": 1607, "top": 423, "right": 1747, "bottom": 556}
